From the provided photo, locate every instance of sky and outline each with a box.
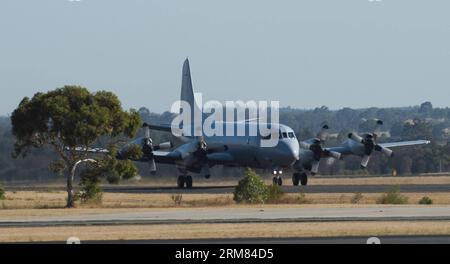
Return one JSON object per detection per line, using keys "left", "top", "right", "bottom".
{"left": 0, "top": 0, "right": 450, "bottom": 116}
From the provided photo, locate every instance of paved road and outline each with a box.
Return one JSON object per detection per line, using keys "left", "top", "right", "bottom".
{"left": 82, "top": 235, "right": 450, "bottom": 244}
{"left": 101, "top": 184, "right": 450, "bottom": 194}
{"left": 2, "top": 206, "right": 450, "bottom": 228}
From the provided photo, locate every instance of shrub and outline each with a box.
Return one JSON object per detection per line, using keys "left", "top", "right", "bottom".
{"left": 266, "top": 184, "right": 285, "bottom": 203}
{"left": 171, "top": 194, "right": 183, "bottom": 206}
{"left": 351, "top": 193, "right": 364, "bottom": 204}
{"left": 297, "top": 192, "right": 309, "bottom": 204}
{"left": 75, "top": 171, "right": 103, "bottom": 204}
{"left": 0, "top": 185, "right": 5, "bottom": 200}
{"left": 233, "top": 169, "right": 269, "bottom": 204}
{"left": 418, "top": 196, "right": 433, "bottom": 205}
{"left": 377, "top": 186, "right": 408, "bottom": 204}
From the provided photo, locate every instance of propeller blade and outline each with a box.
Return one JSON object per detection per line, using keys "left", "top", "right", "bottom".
{"left": 143, "top": 123, "right": 150, "bottom": 139}
{"left": 361, "top": 155, "right": 371, "bottom": 168}
{"left": 328, "top": 150, "right": 341, "bottom": 160}
{"left": 375, "top": 145, "right": 393, "bottom": 157}
{"left": 154, "top": 141, "right": 172, "bottom": 150}
{"left": 311, "top": 160, "right": 320, "bottom": 174}
{"left": 348, "top": 133, "right": 364, "bottom": 143}
{"left": 148, "top": 159, "right": 156, "bottom": 175}
{"left": 300, "top": 142, "right": 311, "bottom": 149}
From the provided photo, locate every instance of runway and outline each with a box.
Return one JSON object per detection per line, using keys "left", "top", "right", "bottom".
{"left": 2, "top": 206, "right": 450, "bottom": 228}
{"left": 101, "top": 184, "right": 450, "bottom": 194}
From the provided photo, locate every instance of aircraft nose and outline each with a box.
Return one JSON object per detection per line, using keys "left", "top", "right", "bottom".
{"left": 278, "top": 140, "right": 300, "bottom": 164}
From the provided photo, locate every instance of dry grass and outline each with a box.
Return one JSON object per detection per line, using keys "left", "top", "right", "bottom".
{"left": 2, "top": 221, "right": 450, "bottom": 242}
{"left": 2, "top": 190, "right": 450, "bottom": 211}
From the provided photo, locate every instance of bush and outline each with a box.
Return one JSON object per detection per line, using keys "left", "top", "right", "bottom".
{"left": 266, "top": 184, "right": 285, "bottom": 203}
{"left": 171, "top": 194, "right": 183, "bottom": 206}
{"left": 233, "top": 169, "right": 269, "bottom": 204}
{"left": 297, "top": 192, "right": 309, "bottom": 204}
{"left": 377, "top": 186, "right": 408, "bottom": 204}
{"left": 419, "top": 196, "right": 433, "bottom": 205}
{"left": 351, "top": 193, "right": 364, "bottom": 204}
{"left": 75, "top": 170, "right": 103, "bottom": 204}
{"left": 0, "top": 185, "right": 5, "bottom": 200}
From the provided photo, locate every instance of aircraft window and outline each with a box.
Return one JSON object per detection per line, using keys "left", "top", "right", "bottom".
{"left": 288, "top": 132, "right": 295, "bottom": 138}
{"left": 282, "top": 132, "right": 288, "bottom": 138}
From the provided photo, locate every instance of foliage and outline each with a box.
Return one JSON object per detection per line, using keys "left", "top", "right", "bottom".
{"left": 75, "top": 172, "right": 102, "bottom": 204}
{"left": 171, "top": 194, "right": 183, "bottom": 206}
{"left": 233, "top": 169, "right": 269, "bottom": 204}
{"left": 377, "top": 186, "right": 409, "bottom": 204}
{"left": 418, "top": 196, "right": 433, "bottom": 205}
{"left": 296, "top": 192, "right": 309, "bottom": 204}
{"left": 10, "top": 86, "right": 141, "bottom": 207}
{"left": 0, "top": 185, "right": 5, "bottom": 200}
{"left": 351, "top": 193, "right": 364, "bottom": 204}
{"left": 266, "top": 184, "right": 285, "bottom": 203}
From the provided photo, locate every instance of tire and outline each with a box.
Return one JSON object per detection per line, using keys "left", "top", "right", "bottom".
{"left": 300, "top": 173, "right": 308, "bottom": 186}
{"left": 272, "top": 177, "right": 278, "bottom": 185}
{"left": 292, "top": 173, "right": 300, "bottom": 186}
{"left": 177, "top": 175, "right": 186, "bottom": 188}
{"left": 277, "top": 177, "right": 283, "bottom": 186}
{"left": 186, "top": 175, "right": 193, "bottom": 189}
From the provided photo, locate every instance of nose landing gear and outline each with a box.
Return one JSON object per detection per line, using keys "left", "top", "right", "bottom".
{"left": 272, "top": 170, "right": 283, "bottom": 186}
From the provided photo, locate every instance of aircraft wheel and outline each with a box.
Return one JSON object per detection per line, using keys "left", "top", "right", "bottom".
{"left": 186, "top": 175, "right": 193, "bottom": 189}
{"left": 277, "top": 177, "right": 283, "bottom": 186}
{"left": 292, "top": 173, "right": 300, "bottom": 186}
{"left": 272, "top": 177, "right": 278, "bottom": 185}
{"left": 177, "top": 175, "right": 186, "bottom": 188}
{"left": 300, "top": 173, "right": 308, "bottom": 186}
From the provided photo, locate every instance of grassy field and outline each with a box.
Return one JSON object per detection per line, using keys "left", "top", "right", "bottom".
{"left": 4, "top": 175, "right": 450, "bottom": 189}
{"left": 2, "top": 221, "right": 450, "bottom": 242}
{"left": 0, "top": 190, "right": 449, "bottom": 212}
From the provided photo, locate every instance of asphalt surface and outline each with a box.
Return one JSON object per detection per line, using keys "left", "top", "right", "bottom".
{"left": 80, "top": 235, "right": 450, "bottom": 244}
{"left": 2, "top": 206, "right": 450, "bottom": 228}
{"left": 101, "top": 184, "right": 450, "bottom": 194}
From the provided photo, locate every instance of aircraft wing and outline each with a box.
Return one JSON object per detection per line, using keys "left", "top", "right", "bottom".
{"left": 146, "top": 123, "right": 172, "bottom": 132}
{"left": 378, "top": 140, "right": 431, "bottom": 148}
{"left": 70, "top": 147, "right": 110, "bottom": 154}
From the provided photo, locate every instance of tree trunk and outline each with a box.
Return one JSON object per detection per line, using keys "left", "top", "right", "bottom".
{"left": 66, "top": 165, "right": 75, "bottom": 208}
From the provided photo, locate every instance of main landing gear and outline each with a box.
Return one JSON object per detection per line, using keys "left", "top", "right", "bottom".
{"left": 177, "top": 175, "right": 193, "bottom": 189}
{"left": 292, "top": 172, "right": 308, "bottom": 186}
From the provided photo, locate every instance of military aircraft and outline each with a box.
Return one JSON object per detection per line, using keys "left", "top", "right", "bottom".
{"left": 83, "top": 59, "right": 430, "bottom": 188}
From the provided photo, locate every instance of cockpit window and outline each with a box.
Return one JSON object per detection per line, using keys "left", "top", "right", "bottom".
{"left": 282, "top": 132, "right": 288, "bottom": 138}
{"left": 288, "top": 132, "right": 295, "bottom": 138}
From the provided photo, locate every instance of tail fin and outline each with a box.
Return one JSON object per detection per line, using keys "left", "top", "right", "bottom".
{"left": 180, "top": 58, "right": 202, "bottom": 136}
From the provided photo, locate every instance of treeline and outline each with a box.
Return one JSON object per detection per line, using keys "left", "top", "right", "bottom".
{"left": 1, "top": 102, "right": 450, "bottom": 183}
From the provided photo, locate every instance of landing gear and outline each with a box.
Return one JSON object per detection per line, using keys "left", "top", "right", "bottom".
{"left": 292, "top": 173, "right": 300, "bottom": 186}
{"left": 272, "top": 176, "right": 283, "bottom": 186}
{"left": 177, "top": 175, "right": 193, "bottom": 189}
{"left": 186, "top": 175, "right": 193, "bottom": 189}
{"left": 293, "top": 173, "right": 308, "bottom": 186}
{"left": 177, "top": 175, "right": 185, "bottom": 188}
{"left": 300, "top": 173, "right": 308, "bottom": 186}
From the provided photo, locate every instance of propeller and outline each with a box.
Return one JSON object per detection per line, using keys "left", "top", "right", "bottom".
{"left": 142, "top": 123, "right": 157, "bottom": 175}
{"left": 348, "top": 121, "right": 393, "bottom": 169}
{"left": 300, "top": 124, "right": 341, "bottom": 175}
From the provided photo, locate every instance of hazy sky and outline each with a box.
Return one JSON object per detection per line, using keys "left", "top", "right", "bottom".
{"left": 1, "top": 0, "right": 450, "bottom": 115}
